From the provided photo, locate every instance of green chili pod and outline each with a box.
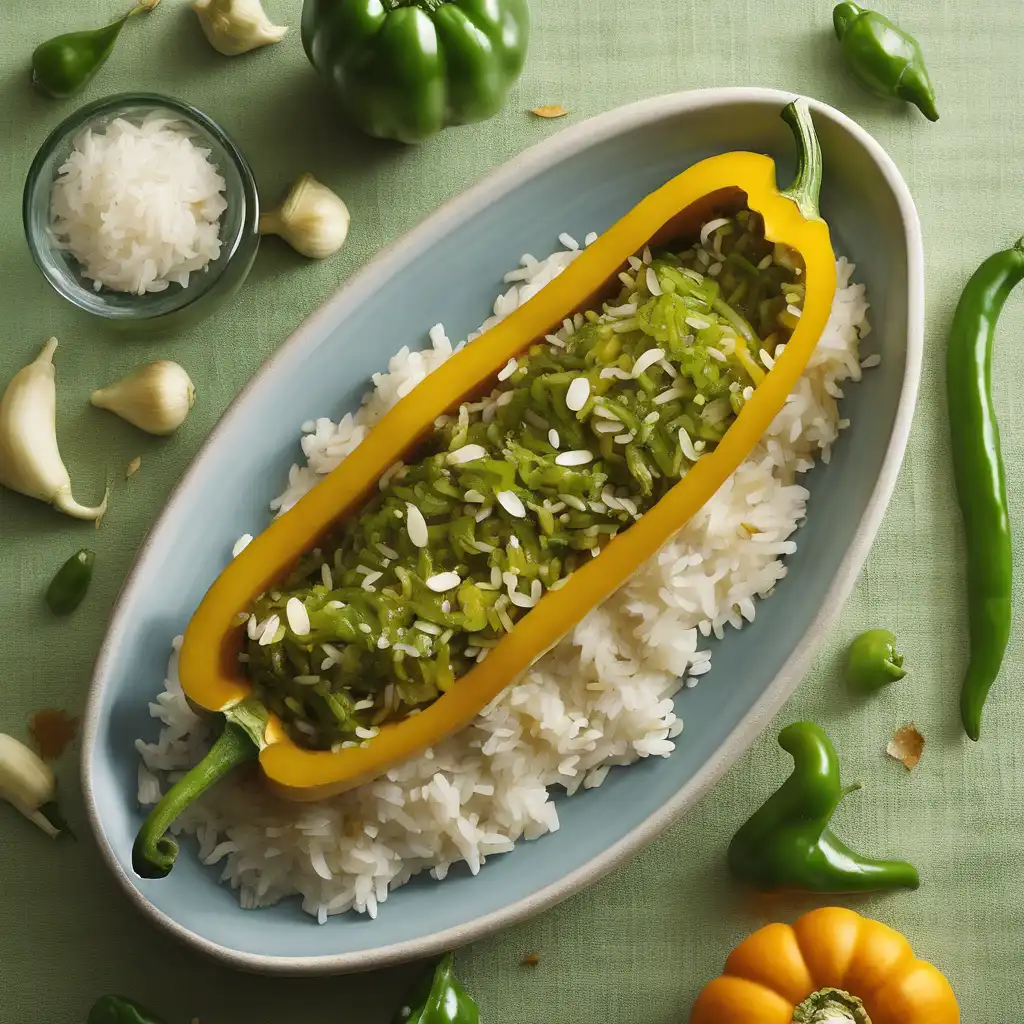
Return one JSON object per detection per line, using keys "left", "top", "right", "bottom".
{"left": 845, "top": 629, "right": 906, "bottom": 691}
{"left": 31, "top": 2, "right": 157, "bottom": 99}
{"left": 88, "top": 995, "right": 167, "bottom": 1024}
{"left": 728, "top": 721, "right": 919, "bottom": 893}
{"left": 46, "top": 549, "right": 95, "bottom": 616}
{"left": 393, "top": 953, "right": 480, "bottom": 1024}
{"left": 948, "top": 239, "right": 1022, "bottom": 741}
{"left": 833, "top": 2, "right": 938, "bottom": 121}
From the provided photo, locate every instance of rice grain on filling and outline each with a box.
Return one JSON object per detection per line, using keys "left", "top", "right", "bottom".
{"left": 135, "top": 237, "right": 871, "bottom": 922}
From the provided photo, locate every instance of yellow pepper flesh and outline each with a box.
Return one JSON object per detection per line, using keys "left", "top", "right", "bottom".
{"left": 180, "top": 104, "right": 836, "bottom": 801}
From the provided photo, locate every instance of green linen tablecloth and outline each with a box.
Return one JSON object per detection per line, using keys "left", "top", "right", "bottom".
{"left": 1, "top": 1, "right": 1022, "bottom": 1021}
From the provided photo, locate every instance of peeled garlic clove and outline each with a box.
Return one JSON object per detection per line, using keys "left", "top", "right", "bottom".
{"left": 260, "top": 173, "right": 350, "bottom": 259}
{"left": 91, "top": 360, "right": 196, "bottom": 437}
{"left": 0, "top": 338, "right": 107, "bottom": 521}
{"left": 192, "top": 0, "right": 287, "bottom": 56}
{"left": 0, "top": 733, "right": 66, "bottom": 839}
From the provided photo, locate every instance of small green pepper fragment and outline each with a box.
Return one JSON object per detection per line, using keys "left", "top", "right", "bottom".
{"left": 845, "top": 628, "right": 906, "bottom": 691}
{"left": 46, "top": 549, "right": 95, "bottom": 616}
{"left": 393, "top": 953, "right": 479, "bottom": 1024}
{"left": 727, "top": 721, "right": 919, "bottom": 894}
{"left": 31, "top": 2, "right": 159, "bottom": 100}
{"left": 833, "top": 2, "right": 938, "bottom": 122}
{"left": 88, "top": 995, "right": 167, "bottom": 1024}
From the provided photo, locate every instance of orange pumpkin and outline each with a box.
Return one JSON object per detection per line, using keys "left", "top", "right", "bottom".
{"left": 690, "top": 907, "right": 959, "bottom": 1024}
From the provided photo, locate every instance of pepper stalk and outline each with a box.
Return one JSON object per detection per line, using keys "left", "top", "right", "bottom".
{"left": 793, "top": 988, "right": 872, "bottom": 1024}
{"left": 132, "top": 698, "right": 268, "bottom": 878}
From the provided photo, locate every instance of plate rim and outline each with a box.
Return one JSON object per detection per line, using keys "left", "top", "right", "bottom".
{"left": 80, "top": 85, "right": 924, "bottom": 975}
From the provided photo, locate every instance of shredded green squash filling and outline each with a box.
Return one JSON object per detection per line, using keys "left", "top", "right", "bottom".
{"left": 244, "top": 210, "right": 805, "bottom": 749}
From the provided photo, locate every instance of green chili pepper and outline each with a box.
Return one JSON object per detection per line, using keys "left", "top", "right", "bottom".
{"left": 948, "top": 239, "right": 1021, "bottom": 741}
{"left": 845, "top": 628, "right": 906, "bottom": 691}
{"left": 393, "top": 953, "right": 479, "bottom": 1024}
{"left": 88, "top": 995, "right": 166, "bottom": 1024}
{"left": 31, "top": 2, "right": 158, "bottom": 100}
{"left": 832, "top": 2, "right": 938, "bottom": 122}
{"left": 132, "top": 698, "right": 268, "bottom": 878}
{"left": 46, "top": 549, "right": 95, "bottom": 616}
{"left": 301, "top": 0, "right": 531, "bottom": 144}
{"left": 727, "top": 721, "right": 919, "bottom": 893}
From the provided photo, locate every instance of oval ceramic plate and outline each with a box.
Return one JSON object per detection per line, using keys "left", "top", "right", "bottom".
{"left": 82, "top": 88, "right": 923, "bottom": 975}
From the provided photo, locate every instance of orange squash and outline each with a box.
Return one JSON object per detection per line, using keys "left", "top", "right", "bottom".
{"left": 690, "top": 907, "right": 959, "bottom": 1024}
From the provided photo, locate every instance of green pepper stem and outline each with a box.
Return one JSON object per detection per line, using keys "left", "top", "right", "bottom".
{"left": 132, "top": 722, "right": 257, "bottom": 879}
{"left": 779, "top": 98, "right": 823, "bottom": 222}
{"left": 793, "top": 987, "right": 872, "bottom": 1024}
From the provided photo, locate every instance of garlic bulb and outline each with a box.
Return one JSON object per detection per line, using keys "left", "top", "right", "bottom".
{"left": 0, "top": 734, "right": 66, "bottom": 838}
{"left": 260, "top": 173, "right": 350, "bottom": 259}
{"left": 91, "top": 361, "right": 196, "bottom": 436}
{"left": 0, "top": 338, "right": 107, "bottom": 521}
{"left": 192, "top": 0, "right": 287, "bottom": 56}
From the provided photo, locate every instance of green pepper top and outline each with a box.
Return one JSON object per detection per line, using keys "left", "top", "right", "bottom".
{"left": 728, "top": 721, "right": 920, "bottom": 894}
{"left": 243, "top": 211, "right": 805, "bottom": 751}
{"left": 833, "top": 2, "right": 938, "bottom": 122}
{"left": 845, "top": 628, "right": 906, "bottom": 691}
{"left": 393, "top": 954, "right": 479, "bottom": 1024}
{"left": 302, "top": 0, "right": 531, "bottom": 144}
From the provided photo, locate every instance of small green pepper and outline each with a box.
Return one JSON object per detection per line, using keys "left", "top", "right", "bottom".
{"left": 832, "top": 2, "right": 938, "bottom": 122}
{"left": 88, "top": 995, "right": 167, "bottom": 1024}
{"left": 845, "top": 628, "right": 906, "bottom": 691}
{"left": 31, "top": 2, "right": 159, "bottom": 100}
{"left": 728, "top": 721, "right": 920, "bottom": 893}
{"left": 46, "top": 549, "right": 95, "bottom": 616}
{"left": 393, "top": 953, "right": 479, "bottom": 1024}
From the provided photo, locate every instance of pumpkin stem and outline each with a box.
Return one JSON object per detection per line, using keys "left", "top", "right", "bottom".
{"left": 792, "top": 988, "right": 871, "bottom": 1024}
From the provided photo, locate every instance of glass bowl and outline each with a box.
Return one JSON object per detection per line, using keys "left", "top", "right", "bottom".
{"left": 23, "top": 93, "right": 260, "bottom": 333}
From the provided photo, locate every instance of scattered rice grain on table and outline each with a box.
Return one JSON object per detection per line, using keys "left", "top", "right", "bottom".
{"left": 136, "top": 236, "right": 871, "bottom": 921}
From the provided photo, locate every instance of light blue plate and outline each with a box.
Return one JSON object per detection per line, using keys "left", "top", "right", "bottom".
{"left": 81, "top": 88, "right": 923, "bottom": 975}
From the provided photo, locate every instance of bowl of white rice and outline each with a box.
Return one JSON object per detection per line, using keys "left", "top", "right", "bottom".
{"left": 23, "top": 92, "right": 260, "bottom": 331}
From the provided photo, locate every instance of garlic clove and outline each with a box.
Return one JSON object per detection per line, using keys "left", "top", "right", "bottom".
{"left": 91, "top": 360, "right": 196, "bottom": 436}
{"left": 0, "top": 339, "right": 107, "bottom": 521}
{"left": 260, "top": 173, "right": 350, "bottom": 259}
{"left": 0, "top": 733, "right": 65, "bottom": 839}
{"left": 192, "top": 0, "right": 288, "bottom": 56}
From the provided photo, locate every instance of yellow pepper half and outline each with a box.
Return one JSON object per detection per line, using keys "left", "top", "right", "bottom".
{"left": 180, "top": 99, "right": 836, "bottom": 802}
{"left": 690, "top": 907, "right": 960, "bottom": 1024}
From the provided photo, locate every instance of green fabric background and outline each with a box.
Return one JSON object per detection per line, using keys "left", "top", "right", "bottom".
{"left": 1, "top": 0, "right": 1022, "bottom": 1020}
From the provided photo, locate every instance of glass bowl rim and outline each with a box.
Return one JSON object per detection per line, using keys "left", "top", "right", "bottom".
{"left": 22, "top": 91, "right": 260, "bottom": 321}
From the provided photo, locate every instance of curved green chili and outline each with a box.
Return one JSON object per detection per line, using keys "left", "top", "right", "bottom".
{"left": 46, "top": 549, "right": 95, "bottom": 615}
{"left": 132, "top": 699, "right": 267, "bottom": 878}
{"left": 832, "top": 2, "right": 938, "bottom": 122}
{"left": 727, "top": 721, "right": 919, "bottom": 893}
{"left": 393, "top": 953, "right": 479, "bottom": 1024}
{"left": 845, "top": 628, "right": 906, "bottom": 691}
{"left": 948, "top": 239, "right": 1021, "bottom": 741}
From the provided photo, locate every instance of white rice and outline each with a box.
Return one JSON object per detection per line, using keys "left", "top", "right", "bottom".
{"left": 136, "top": 236, "right": 872, "bottom": 921}
{"left": 50, "top": 113, "right": 227, "bottom": 295}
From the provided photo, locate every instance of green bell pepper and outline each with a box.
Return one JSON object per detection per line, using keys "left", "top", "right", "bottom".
{"left": 88, "top": 996, "right": 166, "bottom": 1024}
{"left": 727, "top": 721, "right": 920, "bottom": 893}
{"left": 301, "top": 0, "right": 530, "bottom": 144}
{"left": 393, "top": 953, "right": 479, "bottom": 1024}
